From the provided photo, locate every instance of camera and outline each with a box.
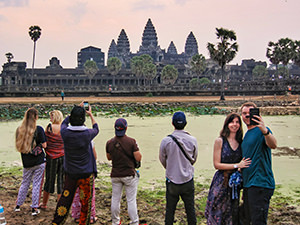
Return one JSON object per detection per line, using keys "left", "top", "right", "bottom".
{"left": 250, "top": 108, "right": 260, "bottom": 125}
{"left": 83, "top": 101, "right": 89, "bottom": 111}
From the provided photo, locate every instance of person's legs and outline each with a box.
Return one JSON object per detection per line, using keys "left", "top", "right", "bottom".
{"left": 71, "top": 188, "right": 81, "bottom": 220}
{"left": 123, "top": 175, "right": 139, "bottom": 225}
{"left": 90, "top": 179, "right": 96, "bottom": 221}
{"left": 31, "top": 163, "right": 46, "bottom": 208}
{"left": 111, "top": 177, "right": 123, "bottom": 225}
{"left": 16, "top": 167, "right": 34, "bottom": 207}
{"left": 180, "top": 179, "right": 197, "bottom": 225}
{"left": 77, "top": 175, "right": 93, "bottom": 225}
{"left": 243, "top": 188, "right": 251, "bottom": 225}
{"left": 165, "top": 180, "right": 180, "bottom": 225}
{"left": 42, "top": 157, "right": 56, "bottom": 207}
{"left": 56, "top": 156, "right": 64, "bottom": 201}
{"left": 52, "top": 175, "right": 78, "bottom": 225}
{"left": 247, "top": 186, "right": 274, "bottom": 225}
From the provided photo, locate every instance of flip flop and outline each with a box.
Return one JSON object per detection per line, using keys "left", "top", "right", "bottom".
{"left": 38, "top": 203, "right": 47, "bottom": 209}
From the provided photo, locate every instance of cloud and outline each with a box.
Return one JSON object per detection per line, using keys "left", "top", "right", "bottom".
{"left": 67, "top": 1, "right": 88, "bottom": 25}
{"left": 131, "top": 0, "right": 165, "bottom": 11}
{"left": 0, "top": 0, "right": 28, "bottom": 7}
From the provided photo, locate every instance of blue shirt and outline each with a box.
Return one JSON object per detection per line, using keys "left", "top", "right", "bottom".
{"left": 241, "top": 127, "right": 275, "bottom": 189}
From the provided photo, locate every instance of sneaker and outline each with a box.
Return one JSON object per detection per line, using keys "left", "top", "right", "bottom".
{"left": 31, "top": 208, "right": 40, "bottom": 216}
{"left": 14, "top": 205, "right": 20, "bottom": 212}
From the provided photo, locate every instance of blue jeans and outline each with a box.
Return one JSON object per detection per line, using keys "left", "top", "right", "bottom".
{"left": 165, "top": 178, "right": 196, "bottom": 225}
{"left": 243, "top": 186, "right": 274, "bottom": 225}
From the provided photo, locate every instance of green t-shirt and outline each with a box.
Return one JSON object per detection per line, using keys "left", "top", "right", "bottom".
{"left": 241, "top": 127, "right": 275, "bottom": 189}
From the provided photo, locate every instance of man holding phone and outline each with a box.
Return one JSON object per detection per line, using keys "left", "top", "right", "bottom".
{"left": 240, "top": 102, "right": 277, "bottom": 225}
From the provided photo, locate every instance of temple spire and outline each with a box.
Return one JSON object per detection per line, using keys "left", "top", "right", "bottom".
{"left": 184, "top": 31, "right": 198, "bottom": 56}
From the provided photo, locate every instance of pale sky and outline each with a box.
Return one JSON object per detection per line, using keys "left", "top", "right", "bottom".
{"left": 0, "top": 0, "right": 299, "bottom": 68}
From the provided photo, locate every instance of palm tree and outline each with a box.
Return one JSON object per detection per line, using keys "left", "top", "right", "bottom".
{"left": 5, "top": 52, "right": 13, "bottom": 63}
{"left": 252, "top": 65, "right": 268, "bottom": 79}
{"left": 28, "top": 25, "right": 42, "bottom": 85}
{"left": 189, "top": 54, "right": 206, "bottom": 79}
{"left": 207, "top": 28, "right": 238, "bottom": 100}
{"left": 143, "top": 63, "right": 157, "bottom": 86}
{"left": 293, "top": 40, "right": 300, "bottom": 67}
{"left": 107, "top": 57, "right": 122, "bottom": 87}
{"left": 130, "top": 56, "right": 144, "bottom": 86}
{"left": 84, "top": 60, "right": 99, "bottom": 85}
{"left": 266, "top": 41, "right": 281, "bottom": 77}
{"left": 161, "top": 65, "right": 178, "bottom": 85}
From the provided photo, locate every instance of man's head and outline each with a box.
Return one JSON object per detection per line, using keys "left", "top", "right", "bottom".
{"left": 69, "top": 106, "right": 86, "bottom": 126}
{"left": 172, "top": 111, "right": 187, "bottom": 130}
{"left": 115, "top": 118, "right": 127, "bottom": 137}
{"left": 241, "top": 102, "right": 257, "bottom": 126}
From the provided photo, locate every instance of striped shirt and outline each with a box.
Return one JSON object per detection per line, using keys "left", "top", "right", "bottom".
{"left": 45, "top": 131, "right": 64, "bottom": 159}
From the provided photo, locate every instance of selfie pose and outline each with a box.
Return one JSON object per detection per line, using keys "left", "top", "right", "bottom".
{"left": 205, "top": 113, "right": 251, "bottom": 225}
{"left": 241, "top": 102, "right": 277, "bottom": 225}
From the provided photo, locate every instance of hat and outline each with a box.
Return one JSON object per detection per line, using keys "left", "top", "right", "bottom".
{"left": 115, "top": 118, "right": 127, "bottom": 137}
{"left": 172, "top": 111, "right": 187, "bottom": 129}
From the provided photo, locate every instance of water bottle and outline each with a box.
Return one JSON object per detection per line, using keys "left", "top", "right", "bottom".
{"left": 0, "top": 204, "right": 6, "bottom": 225}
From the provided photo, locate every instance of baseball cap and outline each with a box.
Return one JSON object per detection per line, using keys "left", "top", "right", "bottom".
{"left": 172, "top": 111, "right": 187, "bottom": 129}
{"left": 115, "top": 118, "right": 127, "bottom": 137}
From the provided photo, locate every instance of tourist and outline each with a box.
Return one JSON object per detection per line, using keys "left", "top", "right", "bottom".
{"left": 61, "top": 90, "right": 65, "bottom": 101}
{"left": 241, "top": 102, "right": 277, "bottom": 225}
{"left": 159, "top": 111, "right": 198, "bottom": 225}
{"left": 14, "top": 108, "right": 47, "bottom": 216}
{"left": 52, "top": 103, "right": 99, "bottom": 225}
{"left": 71, "top": 141, "right": 97, "bottom": 224}
{"left": 205, "top": 113, "right": 251, "bottom": 225}
{"left": 106, "top": 118, "right": 142, "bottom": 225}
{"left": 40, "top": 110, "right": 64, "bottom": 209}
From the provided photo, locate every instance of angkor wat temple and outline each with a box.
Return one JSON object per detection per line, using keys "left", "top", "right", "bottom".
{"left": 1, "top": 18, "right": 299, "bottom": 97}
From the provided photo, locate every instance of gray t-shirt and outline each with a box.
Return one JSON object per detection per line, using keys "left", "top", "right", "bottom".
{"left": 159, "top": 129, "right": 198, "bottom": 184}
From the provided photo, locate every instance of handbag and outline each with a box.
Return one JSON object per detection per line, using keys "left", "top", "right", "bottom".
{"left": 168, "top": 135, "right": 194, "bottom": 165}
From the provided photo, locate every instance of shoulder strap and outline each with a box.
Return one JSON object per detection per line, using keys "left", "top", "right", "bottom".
{"left": 168, "top": 134, "right": 193, "bottom": 165}
{"left": 113, "top": 139, "right": 135, "bottom": 162}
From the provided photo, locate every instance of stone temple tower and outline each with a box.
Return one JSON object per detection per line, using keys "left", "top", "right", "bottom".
{"left": 184, "top": 31, "right": 199, "bottom": 57}
{"left": 138, "top": 18, "right": 163, "bottom": 62}
{"left": 108, "top": 39, "right": 118, "bottom": 59}
{"left": 167, "top": 41, "right": 178, "bottom": 55}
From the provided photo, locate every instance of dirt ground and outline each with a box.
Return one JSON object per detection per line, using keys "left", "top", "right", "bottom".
{"left": 0, "top": 95, "right": 298, "bottom": 104}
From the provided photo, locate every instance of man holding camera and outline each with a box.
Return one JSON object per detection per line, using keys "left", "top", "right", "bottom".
{"left": 106, "top": 118, "right": 142, "bottom": 225}
{"left": 240, "top": 102, "right": 277, "bottom": 225}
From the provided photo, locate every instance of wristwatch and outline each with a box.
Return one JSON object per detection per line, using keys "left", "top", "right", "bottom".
{"left": 263, "top": 130, "right": 270, "bottom": 136}
{"left": 234, "top": 164, "right": 238, "bottom": 169}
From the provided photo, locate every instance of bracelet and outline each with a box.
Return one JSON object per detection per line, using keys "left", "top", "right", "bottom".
{"left": 263, "top": 130, "right": 270, "bottom": 136}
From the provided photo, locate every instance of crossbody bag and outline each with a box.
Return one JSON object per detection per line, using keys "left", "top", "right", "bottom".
{"left": 168, "top": 134, "right": 194, "bottom": 165}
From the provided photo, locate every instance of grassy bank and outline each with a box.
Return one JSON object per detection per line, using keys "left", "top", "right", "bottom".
{"left": 1, "top": 164, "right": 299, "bottom": 224}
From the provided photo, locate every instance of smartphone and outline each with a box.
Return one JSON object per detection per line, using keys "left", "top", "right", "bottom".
{"left": 83, "top": 101, "right": 89, "bottom": 111}
{"left": 250, "top": 108, "right": 260, "bottom": 125}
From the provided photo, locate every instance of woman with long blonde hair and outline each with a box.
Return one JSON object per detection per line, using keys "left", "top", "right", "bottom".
{"left": 40, "top": 110, "right": 64, "bottom": 209}
{"left": 15, "top": 108, "right": 47, "bottom": 216}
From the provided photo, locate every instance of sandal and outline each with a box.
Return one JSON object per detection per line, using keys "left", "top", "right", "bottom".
{"left": 90, "top": 216, "right": 98, "bottom": 224}
{"left": 38, "top": 203, "right": 47, "bottom": 209}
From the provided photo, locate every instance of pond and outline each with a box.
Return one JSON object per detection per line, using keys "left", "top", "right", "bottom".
{"left": 1, "top": 115, "right": 300, "bottom": 193}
